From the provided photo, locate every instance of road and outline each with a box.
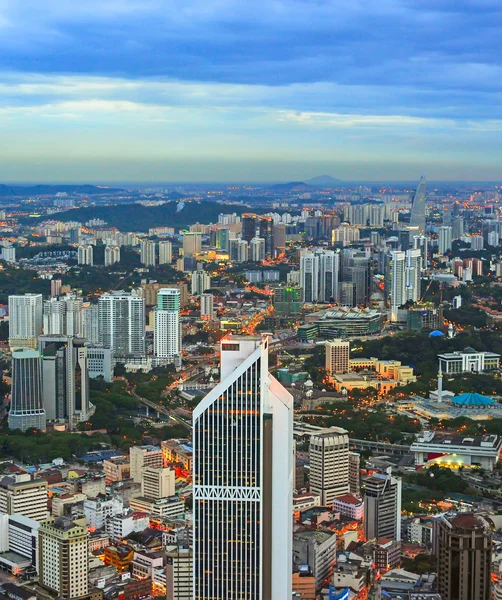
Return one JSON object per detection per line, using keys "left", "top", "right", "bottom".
{"left": 129, "top": 386, "right": 192, "bottom": 431}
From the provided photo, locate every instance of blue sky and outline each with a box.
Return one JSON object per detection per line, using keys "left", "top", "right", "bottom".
{"left": 1, "top": 0, "right": 502, "bottom": 182}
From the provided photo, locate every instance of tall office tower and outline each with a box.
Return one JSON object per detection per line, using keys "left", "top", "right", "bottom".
{"left": 452, "top": 216, "right": 464, "bottom": 240}
{"left": 471, "top": 235, "right": 484, "bottom": 250}
{"left": 191, "top": 270, "right": 211, "bottom": 296}
{"left": 259, "top": 216, "right": 274, "bottom": 257}
{"left": 241, "top": 213, "right": 258, "bottom": 243}
{"left": 8, "top": 293, "right": 43, "bottom": 350}
{"left": 237, "top": 239, "right": 249, "bottom": 263}
{"left": 77, "top": 244, "right": 93, "bottom": 266}
{"left": 99, "top": 292, "right": 145, "bottom": 360}
{"left": 104, "top": 245, "right": 120, "bottom": 267}
{"left": 158, "top": 240, "right": 173, "bottom": 265}
{"left": 405, "top": 248, "right": 422, "bottom": 303}
{"left": 140, "top": 240, "right": 156, "bottom": 267}
{"left": 273, "top": 224, "right": 287, "bottom": 252}
{"left": 309, "top": 427, "right": 349, "bottom": 506}
{"left": 82, "top": 303, "right": 100, "bottom": 344}
{"left": 8, "top": 350, "right": 46, "bottom": 432}
{"left": 340, "top": 282, "right": 356, "bottom": 307}
{"left": 348, "top": 452, "right": 361, "bottom": 497}
{"left": 437, "top": 514, "right": 491, "bottom": 600}
{"left": 364, "top": 472, "right": 402, "bottom": 541}
{"left": 215, "top": 227, "right": 230, "bottom": 252}
{"left": 43, "top": 295, "right": 84, "bottom": 336}
{"left": 388, "top": 251, "right": 406, "bottom": 318}
{"left": 0, "top": 474, "right": 48, "bottom": 521}
{"left": 50, "top": 279, "right": 62, "bottom": 298}
{"left": 39, "top": 517, "right": 89, "bottom": 600}
{"left": 39, "top": 336, "right": 92, "bottom": 427}
{"left": 413, "top": 235, "right": 428, "bottom": 271}
{"left": 438, "top": 226, "right": 453, "bottom": 254}
{"left": 130, "top": 445, "right": 163, "bottom": 483}
{"left": 182, "top": 231, "right": 202, "bottom": 258}
{"left": 325, "top": 340, "right": 350, "bottom": 375}
{"left": 409, "top": 175, "right": 427, "bottom": 234}
{"left": 250, "top": 236, "right": 266, "bottom": 262}
{"left": 154, "top": 288, "right": 181, "bottom": 360}
{"left": 273, "top": 286, "right": 301, "bottom": 316}
{"left": 200, "top": 293, "right": 214, "bottom": 320}
{"left": 300, "top": 251, "right": 319, "bottom": 303}
{"left": 166, "top": 548, "right": 193, "bottom": 600}
{"left": 141, "top": 467, "right": 175, "bottom": 500}
{"left": 319, "top": 250, "right": 340, "bottom": 303}
{"left": 193, "top": 336, "right": 293, "bottom": 600}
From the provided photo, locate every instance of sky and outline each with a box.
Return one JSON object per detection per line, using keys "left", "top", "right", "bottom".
{"left": 1, "top": 0, "right": 502, "bottom": 182}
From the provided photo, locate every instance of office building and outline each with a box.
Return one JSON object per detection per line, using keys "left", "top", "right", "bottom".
{"left": 165, "top": 548, "right": 193, "bottom": 600}
{"left": 364, "top": 473, "right": 402, "bottom": 541}
{"left": 309, "top": 427, "right": 349, "bottom": 506}
{"left": 242, "top": 213, "right": 258, "bottom": 243}
{"left": 141, "top": 467, "right": 175, "bottom": 500}
{"left": 437, "top": 514, "right": 491, "bottom": 600}
{"left": 38, "top": 516, "right": 89, "bottom": 600}
{"left": 191, "top": 270, "right": 211, "bottom": 295}
{"left": 39, "top": 335, "right": 93, "bottom": 427}
{"left": 325, "top": 340, "right": 350, "bottom": 375}
{"left": 229, "top": 238, "right": 249, "bottom": 263}
{"left": 405, "top": 248, "right": 421, "bottom": 303}
{"left": 259, "top": 216, "right": 274, "bottom": 257}
{"left": 43, "top": 295, "right": 84, "bottom": 337}
{"left": 437, "top": 347, "right": 500, "bottom": 374}
{"left": 250, "top": 236, "right": 266, "bottom": 262}
{"left": 273, "top": 286, "right": 301, "bottom": 316}
{"left": 300, "top": 249, "right": 339, "bottom": 303}
{"left": 8, "top": 349, "right": 46, "bottom": 432}
{"left": 158, "top": 240, "right": 173, "bottom": 265}
{"left": 130, "top": 445, "right": 163, "bottom": 483}
{"left": 182, "top": 232, "right": 202, "bottom": 257}
{"left": 104, "top": 245, "right": 120, "bottom": 267}
{"left": 8, "top": 293, "right": 43, "bottom": 350}
{"left": 154, "top": 288, "right": 181, "bottom": 360}
{"left": 409, "top": 176, "right": 426, "bottom": 234}
{"left": 200, "top": 293, "right": 214, "bottom": 320}
{"left": 98, "top": 292, "right": 146, "bottom": 360}
{"left": 0, "top": 514, "right": 40, "bottom": 568}
{"left": 438, "top": 226, "right": 453, "bottom": 254}
{"left": 87, "top": 346, "right": 114, "bottom": 382}
{"left": 388, "top": 251, "right": 406, "bottom": 317}
{"left": 0, "top": 474, "right": 48, "bottom": 521}
{"left": 77, "top": 244, "right": 93, "bottom": 266}
{"left": 413, "top": 235, "right": 428, "bottom": 271}
{"left": 140, "top": 240, "right": 156, "bottom": 267}
{"left": 273, "top": 224, "right": 287, "bottom": 252}
{"left": 349, "top": 452, "right": 361, "bottom": 497}
{"left": 193, "top": 336, "right": 293, "bottom": 599}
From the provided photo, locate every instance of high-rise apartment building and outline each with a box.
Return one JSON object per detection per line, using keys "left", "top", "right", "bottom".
{"left": 300, "top": 249, "right": 339, "bottom": 303}
{"left": 0, "top": 474, "right": 48, "bottom": 521}
{"left": 50, "top": 279, "right": 62, "bottom": 298}
{"left": 364, "top": 473, "right": 402, "bottom": 541}
{"left": 413, "top": 235, "right": 428, "bottom": 271}
{"left": 200, "top": 293, "right": 214, "bottom": 320}
{"left": 130, "top": 445, "right": 163, "bottom": 483}
{"left": 140, "top": 240, "right": 156, "bottom": 267}
{"left": 182, "top": 232, "right": 202, "bottom": 258}
{"left": 158, "top": 240, "right": 173, "bottom": 265}
{"left": 471, "top": 235, "right": 484, "bottom": 251}
{"left": 141, "top": 467, "right": 175, "bottom": 500}
{"left": 77, "top": 244, "right": 93, "bottom": 266}
{"left": 405, "top": 248, "right": 422, "bottom": 304}
{"left": 193, "top": 336, "right": 293, "bottom": 599}
{"left": 409, "top": 176, "right": 426, "bottom": 234}
{"left": 82, "top": 302, "right": 100, "bottom": 344}
{"left": 98, "top": 292, "right": 146, "bottom": 360}
{"left": 154, "top": 288, "right": 181, "bottom": 360}
{"left": 309, "top": 427, "right": 349, "bottom": 505}
{"left": 43, "top": 295, "right": 84, "bottom": 337}
{"left": 104, "top": 245, "right": 120, "bottom": 266}
{"left": 437, "top": 513, "right": 491, "bottom": 600}
{"left": 8, "top": 293, "right": 43, "bottom": 350}
{"left": 325, "top": 340, "right": 350, "bottom": 375}
{"left": 439, "top": 226, "right": 453, "bottom": 254}
{"left": 8, "top": 349, "right": 46, "bottom": 432}
{"left": 191, "top": 270, "right": 211, "bottom": 295}
{"left": 39, "top": 516, "right": 89, "bottom": 600}
{"left": 388, "top": 250, "right": 406, "bottom": 317}
{"left": 250, "top": 236, "right": 266, "bottom": 262}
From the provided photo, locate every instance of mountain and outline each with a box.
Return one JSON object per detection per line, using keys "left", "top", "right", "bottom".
{"left": 268, "top": 181, "right": 310, "bottom": 192}
{"left": 0, "top": 184, "right": 125, "bottom": 198}
{"left": 306, "top": 175, "right": 343, "bottom": 186}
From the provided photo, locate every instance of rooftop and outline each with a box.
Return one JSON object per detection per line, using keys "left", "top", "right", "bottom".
{"left": 335, "top": 494, "right": 362, "bottom": 506}
{"left": 451, "top": 392, "right": 495, "bottom": 406}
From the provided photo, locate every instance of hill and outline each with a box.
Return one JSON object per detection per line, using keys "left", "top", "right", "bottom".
{"left": 306, "top": 175, "right": 343, "bottom": 186}
{"left": 0, "top": 184, "right": 125, "bottom": 198}
{"left": 24, "top": 201, "right": 251, "bottom": 232}
{"left": 268, "top": 181, "right": 310, "bottom": 192}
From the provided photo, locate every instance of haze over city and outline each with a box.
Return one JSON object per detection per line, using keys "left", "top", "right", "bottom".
{"left": 1, "top": 1, "right": 502, "bottom": 181}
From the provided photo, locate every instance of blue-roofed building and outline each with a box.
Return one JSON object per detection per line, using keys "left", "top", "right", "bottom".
{"left": 451, "top": 393, "right": 495, "bottom": 406}
{"left": 429, "top": 330, "right": 444, "bottom": 337}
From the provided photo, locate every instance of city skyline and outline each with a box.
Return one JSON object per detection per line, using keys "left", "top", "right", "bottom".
{"left": 1, "top": 1, "right": 502, "bottom": 181}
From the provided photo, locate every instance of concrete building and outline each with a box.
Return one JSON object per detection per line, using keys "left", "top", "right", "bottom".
{"left": 165, "top": 548, "right": 193, "bottom": 600}
{"left": 0, "top": 475, "right": 48, "bottom": 521}
{"left": 333, "top": 494, "right": 364, "bottom": 521}
{"left": 364, "top": 473, "right": 402, "bottom": 541}
{"left": 129, "top": 445, "right": 163, "bottom": 483}
{"left": 250, "top": 236, "right": 266, "bottom": 262}
{"left": 140, "top": 240, "right": 156, "bottom": 267}
{"left": 43, "top": 295, "right": 84, "bottom": 337}
{"left": 104, "top": 245, "right": 120, "bottom": 267}
{"left": 8, "top": 293, "right": 43, "bottom": 350}
{"left": 38, "top": 516, "right": 89, "bottom": 599}
{"left": 0, "top": 514, "right": 40, "bottom": 570}
{"left": 438, "top": 347, "right": 500, "bottom": 374}
{"left": 103, "top": 457, "right": 130, "bottom": 484}
{"left": 158, "top": 241, "right": 173, "bottom": 265}
{"left": 437, "top": 513, "right": 491, "bottom": 600}
{"left": 325, "top": 340, "right": 350, "bottom": 375}
{"left": 293, "top": 530, "right": 338, "bottom": 590}
{"left": 182, "top": 232, "right": 202, "bottom": 258}
{"left": 106, "top": 512, "right": 149, "bottom": 540}
{"left": 141, "top": 467, "right": 175, "bottom": 500}
{"left": 8, "top": 349, "right": 46, "bottom": 432}
{"left": 191, "top": 270, "right": 211, "bottom": 295}
{"left": 77, "top": 244, "right": 93, "bottom": 266}
{"left": 98, "top": 292, "right": 146, "bottom": 360}
{"left": 309, "top": 427, "right": 349, "bottom": 506}
{"left": 154, "top": 288, "right": 181, "bottom": 360}
{"left": 438, "top": 226, "right": 453, "bottom": 254}
{"left": 200, "top": 293, "right": 214, "bottom": 320}
{"left": 86, "top": 346, "right": 114, "bottom": 382}
{"left": 128, "top": 495, "right": 185, "bottom": 518}
{"left": 83, "top": 495, "right": 124, "bottom": 531}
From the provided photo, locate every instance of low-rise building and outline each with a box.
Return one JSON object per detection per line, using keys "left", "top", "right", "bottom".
{"left": 437, "top": 347, "right": 500, "bottom": 374}
{"left": 334, "top": 494, "right": 364, "bottom": 521}
{"left": 103, "top": 457, "right": 130, "bottom": 483}
{"left": 129, "top": 496, "right": 185, "bottom": 519}
{"left": 106, "top": 511, "right": 149, "bottom": 540}
{"left": 293, "top": 530, "right": 338, "bottom": 589}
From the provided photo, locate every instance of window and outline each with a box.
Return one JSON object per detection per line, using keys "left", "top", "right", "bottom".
{"left": 222, "top": 343, "right": 240, "bottom": 352}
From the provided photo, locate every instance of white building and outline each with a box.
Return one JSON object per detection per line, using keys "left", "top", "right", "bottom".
{"left": 405, "top": 248, "right": 421, "bottom": 303}
{"left": 154, "top": 288, "right": 181, "bottom": 360}
{"left": 77, "top": 244, "right": 93, "bottom": 266}
{"left": 471, "top": 235, "right": 484, "bottom": 250}
{"left": 333, "top": 494, "right": 364, "bottom": 521}
{"left": 2, "top": 246, "right": 16, "bottom": 263}
{"left": 300, "top": 249, "right": 339, "bottom": 303}
{"left": 129, "top": 496, "right": 185, "bottom": 518}
{"left": 191, "top": 270, "right": 211, "bottom": 296}
{"left": 38, "top": 516, "right": 88, "bottom": 599}
{"left": 140, "top": 240, "right": 156, "bottom": 267}
{"left": 0, "top": 475, "right": 48, "bottom": 522}
{"left": 98, "top": 292, "right": 146, "bottom": 360}
{"left": 8, "top": 293, "right": 43, "bottom": 349}
{"left": 104, "top": 245, "right": 120, "bottom": 267}
{"left": 83, "top": 496, "right": 124, "bottom": 531}
{"left": 106, "top": 511, "right": 149, "bottom": 540}
{"left": 141, "top": 467, "right": 175, "bottom": 500}
{"left": 309, "top": 427, "right": 349, "bottom": 506}
{"left": 82, "top": 303, "right": 100, "bottom": 344}
{"left": 43, "top": 295, "right": 84, "bottom": 337}
{"left": 129, "top": 445, "right": 163, "bottom": 483}
{"left": 0, "top": 514, "right": 40, "bottom": 568}
{"left": 193, "top": 335, "right": 294, "bottom": 600}
{"left": 438, "top": 226, "right": 453, "bottom": 254}
{"left": 87, "top": 346, "right": 114, "bottom": 382}
{"left": 250, "top": 236, "right": 266, "bottom": 262}
{"left": 438, "top": 347, "right": 500, "bottom": 373}
{"left": 158, "top": 241, "right": 173, "bottom": 265}
{"left": 200, "top": 293, "right": 214, "bottom": 320}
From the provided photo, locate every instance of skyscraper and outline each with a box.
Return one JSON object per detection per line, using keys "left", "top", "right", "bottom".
{"left": 364, "top": 472, "right": 402, "bottom": 541}
{"left": 309, "top": 427, "right": 349, "bottom": 505}
{"left": 409, "top": 176, "right": 427, "bottom": 234}
{"left": 259, "top": 216, "right": 274, "bottom": 257}
{"left": 325, "top": 340, "right": 350, "bottom": 375}
{"left": 200, "top": 293, "right": 214, "bottom": 320}
{"left": 43, "top": 295, "right": 84, "bottom": 337}
{"left": 193, "top": 336, "right": 293, "bottom": 599}
{"left": 250, "top": 236, "right": 266, "bottom": 262}
{"left": 241, "top": 213, "right": 258, "bottom": 243}
{"left": 104, "top": 245, "right": 120, "bottom": 266}
{"left": 191, "top": 270, "right": 211, "bottom": 296}
{"left": 8, "top": 293, "right": 43, "bottom": 350}
{"left": 439, "top": 226, "right": 453, "bottom": 254}
{"left": 388, "top": 250, "right": 406, "bottom": 318}
{"left": 158, "top": 240, "right": 173, "bottom": 265}
{"left": 98, "top": 292, "right": 146, "bottom": 360}
{"left": 405, "top": 248, "right": 422, "bottom": 303}
{"left": 413, "top": 235, "right": 428, "bottom": 271}
{"left": 77, "top": 244, "right": 93, "bottom": 266}
{"left": 8, "top": 349, "right": 46, "bottom": 432}
{"left": 300, "top": 249, "right": 339, "bottom": 303}
{"left": 182, "top": 232, "right": 202, "bottom": 258}
{"left": 154, "top": 288, "right": 181, "bottom": 360}
{"left": 300, "top": 251, "right": 319, "bottom": 303}
{"left": 140, "top": 240, "right": 156, "bottom": 267}
{"left": 437, "top": 514, "right": 491, "bottom": 600}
